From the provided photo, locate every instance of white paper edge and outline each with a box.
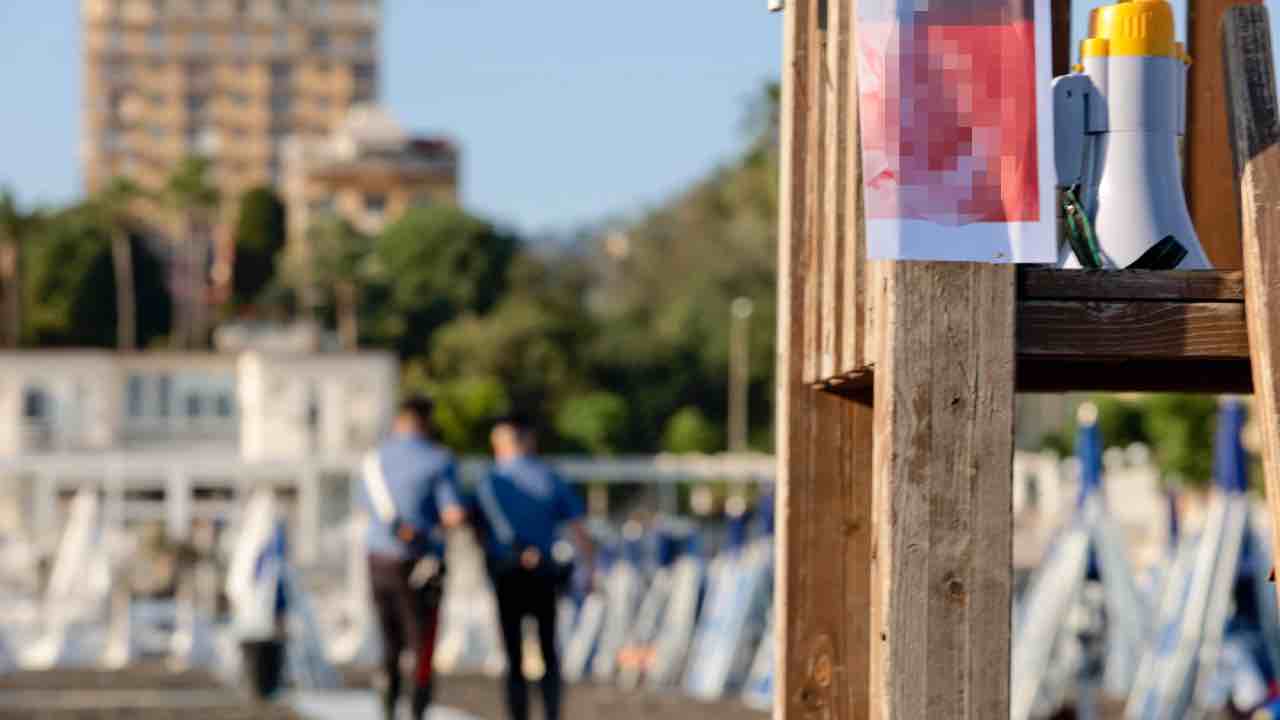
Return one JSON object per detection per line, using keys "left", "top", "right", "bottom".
{"left": 865, "top": 0, "right": 1059, "bottom": 265}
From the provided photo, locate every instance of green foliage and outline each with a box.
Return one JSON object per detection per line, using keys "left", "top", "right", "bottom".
{"left": 164, "top": 155, "right": 220, "bottom": 214}
{"left": 232, "top": 186, "right": 286, "bottom": 308}
{"left": 22, "top": 206, "right": 170, "bottom": 347}
{"left": 1036, "top": 394, "right": 1220, "bottom": 487}
{"left": 662, "top": 406, "right": 723, "bottom": 454}
{"left": 371, "top": 206, "right": 517, "bottom": 355}
{"left": 402, "top": 363, "right": 510, "bottom": 454}
{"left": 555, "top": 391, "right": 629, "bottom": 455}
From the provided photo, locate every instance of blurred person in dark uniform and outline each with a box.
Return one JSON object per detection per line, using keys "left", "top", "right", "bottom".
{"left": 472, "top": 414, "right": 593, "bottom": 720}
{"left": 358, "top": 396, "right": 465, "bottom": 720}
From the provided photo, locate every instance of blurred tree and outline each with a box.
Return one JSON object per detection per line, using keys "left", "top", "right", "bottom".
{"left": 402, "top": 362, "right": 511, "bottom": 454}
{"left": 287, "top": 216, "right": 375, "bottom": 350}
{"left": 429, "top": 251, "right": 595, "bottom": 426}
{"left": 164, "top": 156, "right": 220, "bottom": 349}
{"left": 555, "top": 391, "right": 629, "bottom": 455}
{"left": 90, "top": 177, "right": 146, "bottom": 350}
{"left": 231, "top": 186, "right": 286, "bottom": 312}
{"left": 371, "top": 206, "right": 517, "bottom": 356}
{"left": 662, "top": 406, "right": 722, "bottom": 454}
{"left": 1037, "top": 394, "right": 1218, "bottom": 487}
{"left": 23, "top": 206, "right": 170, "bottom": 347}
{"left": 0, "top": 190, "right": 35, "bottom": 348}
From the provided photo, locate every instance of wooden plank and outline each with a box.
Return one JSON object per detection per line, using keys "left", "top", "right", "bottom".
{"left": 1018, "top": 300, "right": 1250, "bottom": 359}
{"left": 1019, "top": 269, "right": 1245, "bottom": 301}
{"left": 1224, "top": 4, "right": 1280, "bottom": 613}
{"left": 869, "top": 262, "right": 1015, "bottom": 719}
{"left": 778, "top": 2, "right": 873, "bottom": 718}
{"left": 1187, "top": 0, "right": 1262, "bottom": 269}
{"left": 841, "top": 0, "right": 867, "bottom": 376}
{"left": 820, "top": 0, "right": 847, "bottom": 380}
{"left": 1052, "top": 0, "right": 1073, "bottom": 76}
{"left": 1017, "top": 357, "right": 1253, "bottom": 393}
{"left": 802, "top": 0, "right": 828, "bottom": 385}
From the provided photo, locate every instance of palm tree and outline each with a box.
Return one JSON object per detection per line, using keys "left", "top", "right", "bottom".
{"left": 93, "top": 177, "right": 144, "bottom": 351}
{"left": 299, "top": 216, "right": 375, "bottom": 350}
{"left": 164, "top": 156, "right": 220, "bottom": 349}
{"left": 0, "top": 190, "right": 29, "bottom": 348}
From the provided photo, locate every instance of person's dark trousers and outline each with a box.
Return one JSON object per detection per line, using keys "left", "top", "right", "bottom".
{"left": 493, "top": 567, "right": 562, "bottom": 720}
{"left": 369, "top": 554, "right": 442, "bottom": 720}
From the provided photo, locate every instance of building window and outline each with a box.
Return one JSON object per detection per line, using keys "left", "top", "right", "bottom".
{"left": 308, "top": 197, "right": 335, "bottom": 217}
{"left": 186, "top": 394, "right": 202, "bottom": 418}
{"left": 309, "top": 0, "right": 329, "bottom": 17}
{"left": 273, "top": 29, "right": 290, "bottom": 52}
{"left": 191, "top": 0, "right": 208, "bottom": 14}
{"left": 270, "top": 61, "right": 293, "bottom": 82}
{"left": 147, "top": 27, "right": 167, "bottom": 52}
{"left": 276, "top": 0, "right": 290, "bottom": 16}
{"left": 148, "top": 124, "right": 166, "bottom": 139}
{"left": 153, "top": 0, "right": 168, "bottom": 16}
{"left": 364, "top": 193, "right": 386, "bottom": 215}
{"left": 309, "top": 30, "right": 330, "bottom": 52}
{"left": 127, "top": 375, "right": 145, "bottom": 418}
{"left": 215, "top": 394, "right": 234, "bottom": 418}
{"left": 235, "top": 0, "right": 249, "bottom": 15}
{"left": 108, "top": 29, "right": 125, "bottom": 51}
{"left": 270, "top": 93, "right": 292, "bottom": 113}
{"left": 227, "top": 91, "right": 249, "bottom": 106}
{"left": 22, "top": 388, "right": 47, "bottom": 421}
{"left": 190, "top": 31, "right": 210, "bottom": 52}
{"left": 186, "top": 93, "right": 209, "bottom": 114}
{"left": 355, "top": 32, "right": 373, "bottom": 53}
{"left": 232, "top": 31, "right": 250, "bottom": 53}
{"left": 352, "top": 63, "right": 375, "bottom": 82}
{"left": 157, "top": 374, "right": 172, "bottom": 417}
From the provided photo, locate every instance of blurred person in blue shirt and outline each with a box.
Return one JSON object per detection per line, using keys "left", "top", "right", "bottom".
{"left": 358, "top": 396, "right": 465, "bottom": 720}
{"left": 471, "top": 414, "right": 593, "bottom": 720}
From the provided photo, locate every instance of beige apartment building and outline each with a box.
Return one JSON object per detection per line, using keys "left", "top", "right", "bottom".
{"left": 282, "top": 104, "right": 459, "bottom": 256}
{"left": 81, "top": 0, "right": 381, "bottom": 287}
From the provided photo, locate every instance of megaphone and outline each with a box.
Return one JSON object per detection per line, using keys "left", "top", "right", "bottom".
{"left": 1053, "top": 0, "right": 1212, "bottom": 270}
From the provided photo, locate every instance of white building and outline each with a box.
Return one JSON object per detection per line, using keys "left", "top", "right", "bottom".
{"left": 0, "top": 350, "right": 396, "bottom": 460}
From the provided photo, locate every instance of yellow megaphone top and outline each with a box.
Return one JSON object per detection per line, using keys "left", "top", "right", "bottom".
{"left": 1080, "top": 0, "right": 1191, "bottom": 64}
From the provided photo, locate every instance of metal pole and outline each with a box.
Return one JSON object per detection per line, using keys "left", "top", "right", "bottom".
{"left": 728, "top": 297, "right": 754, "bottom": 453}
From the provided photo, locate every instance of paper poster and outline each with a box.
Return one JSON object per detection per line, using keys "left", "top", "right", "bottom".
{"left": 858, "top": 0, "right": 1056, "bottom": 263}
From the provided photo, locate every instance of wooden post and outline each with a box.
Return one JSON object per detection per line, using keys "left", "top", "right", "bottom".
{"left": 868, "top": 262, "right": 1016, "bottom": 718}
{"left": 1188, "top": 0, "right": 1262, "bottom": 269}
{"left": 777, "top": 0, "right": 874, "bottom": 716}
{"left": 1224, "top": 4, "right": 1280, "bottom": 606}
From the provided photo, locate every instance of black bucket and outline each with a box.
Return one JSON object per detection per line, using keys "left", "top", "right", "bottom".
{"left": 240, "top": 638, "right": 286, "bottom": 699}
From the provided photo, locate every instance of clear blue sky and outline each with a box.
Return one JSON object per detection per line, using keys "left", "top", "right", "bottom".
{"left": 0, "top": 2, "right": 783, "bottom": 235}
{"left": 1, "top": 2, "right": 1274, "bottom": 234}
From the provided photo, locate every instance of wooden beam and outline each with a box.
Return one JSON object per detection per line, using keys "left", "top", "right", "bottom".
{"left": 1019, "top": 269, "right": 1245, "bottom": 301}
{"left": 778, "top": 1, "right": 873, "bottom": 717}
{"left": 1187, "top": 0, "right": 1262, "bottom": 269}
{"left": 1019, "top": 300, "right": 1249, "bottom": 359}
{"left": 869, "top": 261, "right": 1015, "bottom": 719}
{"left": 1225, "top": 4, "right": 1280, "bottom": 611}
{"left": 1017, "top": 357, "right": 1253, "bottom": 393}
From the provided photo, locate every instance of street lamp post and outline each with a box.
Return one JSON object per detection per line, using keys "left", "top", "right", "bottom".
{"left": 728, "top": 297, "right": 754, "bottom": 453}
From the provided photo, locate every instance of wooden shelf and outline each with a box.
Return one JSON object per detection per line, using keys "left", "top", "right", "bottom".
{"left": 1016, "top": 269, "right": 1252, "bottom": 393}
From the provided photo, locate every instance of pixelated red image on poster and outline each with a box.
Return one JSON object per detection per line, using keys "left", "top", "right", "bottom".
{"left": 858, "top": 0, "right": 1042, "bottom": 230}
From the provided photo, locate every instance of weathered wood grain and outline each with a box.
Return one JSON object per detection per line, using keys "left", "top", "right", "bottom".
{"left": 1019, "top": 269, "right": 1245, "bottom": 301}
{"left": 778, "top": 2, "right": 873, "bottom": 718}
{"left": 1188, "top": 0, "right": 1262, "bottom": 269}
{"left": 1225, "top": 4, "right": 1280, "bottom": 614}
{"left": 802, "top": 0, "right": 827, "bottom": 385}
{"left": 1018, "top": 300, "right": 1250, "bottom": 359}
{"left": 870, "top": 262, "right": 1015, "bottom": 719}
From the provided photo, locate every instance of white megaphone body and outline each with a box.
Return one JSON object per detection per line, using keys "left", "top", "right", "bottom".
{"left": 1053, "top": 0, "right": 1212, "bottom": 270}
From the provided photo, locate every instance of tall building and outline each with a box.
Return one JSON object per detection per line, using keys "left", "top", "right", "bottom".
{"left": 81, "top": 0, "right": 381, "bottom": 236}
{"left": 282, "top": 105, "right": 459, "bottom": 255}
